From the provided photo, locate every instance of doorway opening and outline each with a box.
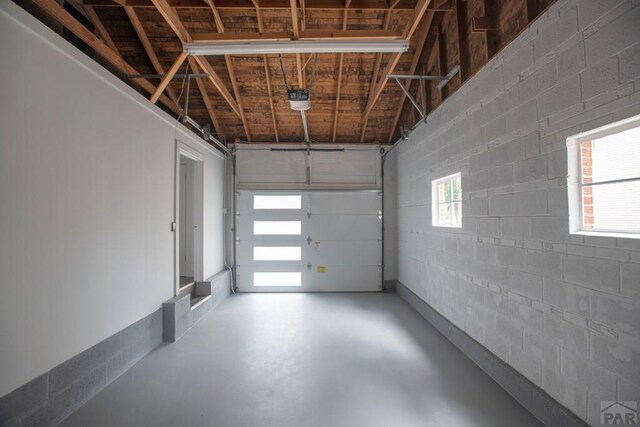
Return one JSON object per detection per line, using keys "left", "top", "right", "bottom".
{"left": 178, "top": 153, "right": 199, "bottom": 290}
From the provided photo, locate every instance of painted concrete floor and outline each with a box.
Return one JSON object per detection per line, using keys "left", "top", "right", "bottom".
{"left": 61, "top": 293, "right": 541, "bottom": 427}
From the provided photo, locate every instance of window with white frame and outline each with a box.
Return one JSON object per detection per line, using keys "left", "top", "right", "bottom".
{"left": 567, "top": 115, "right": 640, "bottom": 238}
{"left": 432, "top": 172, "right": 462, "bottom": 228}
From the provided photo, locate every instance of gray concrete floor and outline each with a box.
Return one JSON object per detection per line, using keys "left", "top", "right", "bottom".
{"left": 61, "top": 293, "right": 541, "bottom": 427}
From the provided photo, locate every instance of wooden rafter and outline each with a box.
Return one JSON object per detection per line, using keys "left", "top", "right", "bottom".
{"left": 77, "top": 0, "right": 423, "bottom": 10}
{"left": 192, "top": 57, "right": 241, "bottom": 117}
{"left": 47, "top": 0, "right": 555, "bottom": 144}
{"left": 206, "top": 0, "right": 252, "bottom": 141}
{"left": 359, "top": 0, "right": 431, "bottom": 142}
{"left": 84, "top": 5, "right": 145, "bottom": 93}
{"left": 151, "top": 0, "right": 190, "bottom": 41}
{"left": 331, "top": 0, "right": 352, "bottom": 142}
{"left": 455, "top": 0, "right": 468, "bottom": 81}
{"left": 124, "top": 5, "right": 179, "bottom": 105}
{"left": 83, "top": 5, "right": 118, "bottom": 51}
{"left": 360, "top": 2, "right": 397, "bottom": 142}
{"left": 386, "top": 4, "right": 437, "bottom": 142}
{"left": 206, "top": 0, "right": 225, "bottom": 30}
{"left": 188, "top": 56, "right": 224, "bottom": 139}
{"left": 255, "top": 2, "right": 281, "bottom": 142}
{"left": 150, "top": 51, "right": 188, "bottom": 104}
{"left": 31, "top": 0, "right": 179, "bottom": 114}
{"left": 290, "top": 0, "right": 300, "bottom": 36}
{"left": 190, "top": 29, "right": 403, "bottom": 41}
{"left": 290, "top": 0, "right": 304, "bottom": 87}
{"left": 149, "top": 0, "right": 241, "bottom": 117}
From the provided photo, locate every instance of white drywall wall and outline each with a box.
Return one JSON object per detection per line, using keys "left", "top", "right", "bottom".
{"left": 394, "top": 0, "right": 640, "bottom": 423}
{"left": 0, "top": 0, "right": 225, "bottom": 398}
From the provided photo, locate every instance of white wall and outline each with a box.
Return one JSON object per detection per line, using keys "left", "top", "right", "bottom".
{"left": 394, "top": 0, "right": 640, "bottom": 424}
{"left": 0, "top": 0, "right": 225, "bottom": 398}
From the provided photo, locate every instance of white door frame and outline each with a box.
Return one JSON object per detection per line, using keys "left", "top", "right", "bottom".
{"left": 174, "top": 140, "right": 205, "bottom": 295}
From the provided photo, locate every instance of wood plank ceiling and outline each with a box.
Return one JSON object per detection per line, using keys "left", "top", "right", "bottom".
{"left": 26, "top": 0, "right": 556, "bottom": 145}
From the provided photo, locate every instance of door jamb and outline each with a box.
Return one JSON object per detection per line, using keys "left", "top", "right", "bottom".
{"left": 175, "top": 141, "right": 205, "bottom": 296}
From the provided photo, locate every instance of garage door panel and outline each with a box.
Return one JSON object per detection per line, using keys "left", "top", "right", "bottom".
{"left": 236, "top": 190, "right": 381, "bottom": 292}
{"left": 306, "top": 215, "right": 381, "bottom": 241}
{"left": 237, "top": 151, "right": 306, "bottom": 186}
{"left": 302, "top": 266, "right": 380, "bottom": 292}
{"left": 305, "top": 241, "right": 380, "bottom": 266}
{"left": 308, "top": 192, "right": 381, "bottom": 214}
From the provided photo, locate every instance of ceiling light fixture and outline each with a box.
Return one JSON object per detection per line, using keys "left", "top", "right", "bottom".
{"left": 183, "top": 39, "right": 409, "bottom": 56}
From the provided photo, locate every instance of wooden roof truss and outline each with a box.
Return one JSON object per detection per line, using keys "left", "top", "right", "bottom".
{"left": 29, "top": 0, "right": 557, "bottom": 145}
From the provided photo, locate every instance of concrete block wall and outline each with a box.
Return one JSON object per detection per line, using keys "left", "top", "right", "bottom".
{"left": 394, "top": 0, "right": 640, "bottom": 424}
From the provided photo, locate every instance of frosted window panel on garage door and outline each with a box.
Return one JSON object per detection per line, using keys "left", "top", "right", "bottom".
{"left": 253, "top": 195, "right": 301, "bottom": 210}
{"left": 253, "top": 221, "right": 302, "bottom": 235}
{"left": 253, "top": 272, "right": 302, "bottom": 287}
{"left": 253, "top": 246, "right": 302, "bottom": 261}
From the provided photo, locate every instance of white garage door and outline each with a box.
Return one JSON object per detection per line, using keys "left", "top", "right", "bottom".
{"left": 236, "top": 191, "right": 382, "bottom": 292}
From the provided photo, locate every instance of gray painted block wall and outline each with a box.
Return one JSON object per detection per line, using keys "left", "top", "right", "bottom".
{"left": 393, "top": 0, "right": 640, "bottom": 424}
{"left": 0, "top": 309, "right": 163, "bottom": 427}
{"left": 0, "top": 271, "right": 231, "bottom": 426}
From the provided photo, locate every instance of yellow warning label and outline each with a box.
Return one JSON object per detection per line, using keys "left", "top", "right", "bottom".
{"left": 317, "top": 266, "right": 326, "bottom": 273}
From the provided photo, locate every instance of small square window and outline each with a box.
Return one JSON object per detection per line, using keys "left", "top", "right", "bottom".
{"left": 432, "top": 172, "right": 462, "bottom": 228}
{"left": 567, "top": 115, "right": 640, "bottom": 238}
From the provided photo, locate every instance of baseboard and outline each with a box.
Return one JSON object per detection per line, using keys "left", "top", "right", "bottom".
{"left": 383, "top": 279, "right": 397, "bottom": 292}
{"left": 395, "top": 282, "right": 587, "bottom": 427}
{"left": 0, "top": 308, "right": 163, "bottom": 427}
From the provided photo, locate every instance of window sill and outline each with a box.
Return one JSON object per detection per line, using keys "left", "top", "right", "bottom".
{"left": 571, "top": 230, "right": 640, "bottom": 240}
{"left": 433, "top": 224, "right": 462, "bottom": 229}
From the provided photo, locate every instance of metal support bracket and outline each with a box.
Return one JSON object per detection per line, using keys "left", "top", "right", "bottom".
{"left": 393, "top": 78, "right": 427, "bottom": 122}
{"left": 388, "top": 65, "right": 460, "bottom": 91}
